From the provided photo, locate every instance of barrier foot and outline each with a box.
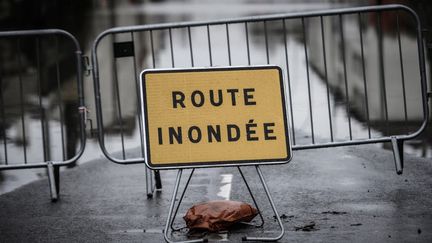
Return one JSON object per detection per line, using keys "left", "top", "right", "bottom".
{"left": 155, "top": 170, "right": 162, "bottom": 190}
{"left": 146, "top": 167, "right": 154, "bottom": 199}
{"left": 146, "top": 169, "right": 162, "bottom": 199}
{"left": 242, "top": 166, "right": 284, "bottom": 242}
{"left": 47, "top": 162, "right": 60, "bottom": 202}
{"left": 164, "top": 169, "right": 206, "bottom": 243}
{"left": 391, "top": 137, "right": 404, "bottom": 175}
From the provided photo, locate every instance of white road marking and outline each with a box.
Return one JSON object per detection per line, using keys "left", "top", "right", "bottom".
{"left": 217, "top": 174, "right": 233, "bottom": 200}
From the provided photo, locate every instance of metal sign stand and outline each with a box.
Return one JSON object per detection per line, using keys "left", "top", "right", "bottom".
{"left": 163, "top": 166, "right": 284, "bottom": 243}
{"left": 137, "top": 66, "right": 291, "bottom": 242}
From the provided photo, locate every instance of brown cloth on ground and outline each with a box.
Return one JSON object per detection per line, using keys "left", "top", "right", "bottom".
{"left": 183, "top": 200, "right": 258, "bottom": 232}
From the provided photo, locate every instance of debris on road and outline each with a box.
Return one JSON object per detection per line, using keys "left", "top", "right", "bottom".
{"left": 274, "top": 214, "right": 295, "bottom": 221}
{"left": 295, "top": 222, "right": 318, "bottom": 232}
{"left": 321, "top": 211, "right": 347, "bottom": 215}
{"left": 350, "top": 223, "right": 363, "bottom": 226}
{"left": 184, "top": 200, "right": 258, "bottom": 232}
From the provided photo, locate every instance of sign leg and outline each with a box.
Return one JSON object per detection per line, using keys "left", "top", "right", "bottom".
{"left": 242, "top": 166, "right": 284, "bottom": 242}
{"left": 170, "top": 169, "right": 195, "bottom": 231}
{"left": 237, "top": 166, "right": 264, "bottom": 227}
{"left": 164, "top": 169, "right": 206, "bottom": 243}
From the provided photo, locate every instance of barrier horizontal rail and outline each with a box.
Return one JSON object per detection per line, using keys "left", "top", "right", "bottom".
{"left": 91, "top": 4, "right": 429, "bottom": 175}
{"left": 0, "top": 29, "right": 86, "bottom": 200}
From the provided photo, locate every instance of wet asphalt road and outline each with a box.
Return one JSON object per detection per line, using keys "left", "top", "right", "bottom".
{"left": 0, "top": 143, "right": 431, "bottom": 242}
{"left": 1, "top": 1, "right": 431, "bottom": 242}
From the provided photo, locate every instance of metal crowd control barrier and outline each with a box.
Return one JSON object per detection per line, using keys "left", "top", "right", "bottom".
{"left": 0, "top": 29, "right": 86, "bottom": 201}
{"left": 91, "top": 4, "right": 430, "bottom": 242}
{"left": 92, "top": 3, "right": 429, "bottom": 181}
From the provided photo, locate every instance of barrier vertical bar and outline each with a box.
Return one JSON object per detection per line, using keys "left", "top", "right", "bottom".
{"left": 54, "top": 35, "right": 66, "bottom": 160}
{"left": 188, "top": 27, "right": 194, "bottom": 67}
{"left": 0, "top": 64, "right": 7, "bottom": 164}
{"left": 150, "top": 30, "right": 156, "bottom": 68}
{"left": 377, "top": 12, "right": 390, "bottom": 135}
{"left": 111, "top": 34, "right": 126, "bottom": 160}
{"left": 245, "top": 22, "right": 251, "bottom": 65}
{"left": 169, "top": 28, "right": 175, "bottom": 68}
{"left": 207, "top": 25, "right": 213, "bottom": 67}
{"left": 301, "top": 17, "right": 315, "bottom": 144}
{"left": 320, "top": 16, "right": 334, "bottom": 142}
{"left": 264, "top": 21, "right": 270, "bottom": 64}
{"left": 339, "top": 14, "right": 353, "bottom": 140}
{"left": 130, "top": 31, "right": 146, "bottom": 164}
{"left": 358, "top": 13, "right": 372, "bottom": 139}
{"left": 148, "top": 30, "right": 157, "bottom": 193}
{"left": 226, "top": 23, "right": 231, "bottom": 66}
{"left": 16, "top": 38, "right": 28, "bottom": 163}
{"left": 396, "top": 12, "right": 409, "bottom": 124}
{"left": 36, "top": 37, "right": 50, "bottom": 161}
{"left": 283, "top": 19, "right": 296, "bottom": 145}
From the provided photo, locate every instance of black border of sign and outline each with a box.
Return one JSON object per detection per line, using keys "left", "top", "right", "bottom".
{"left": 139, "top": 65, "right": 292, "bottom": 170}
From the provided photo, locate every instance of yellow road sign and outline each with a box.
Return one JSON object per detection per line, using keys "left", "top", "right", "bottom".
{"left": 140, "top": 66, "right": 291, "bottom": 169}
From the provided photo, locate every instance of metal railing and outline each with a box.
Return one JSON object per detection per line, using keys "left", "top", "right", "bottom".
{"left": 0, "top": 5, "right": 428, "bottom": 204}
{"left": 92, "top": 4, "right": 429, "bottom": 176}
{"left": 0, "top": 29, "right": 86, "bottom": 201}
